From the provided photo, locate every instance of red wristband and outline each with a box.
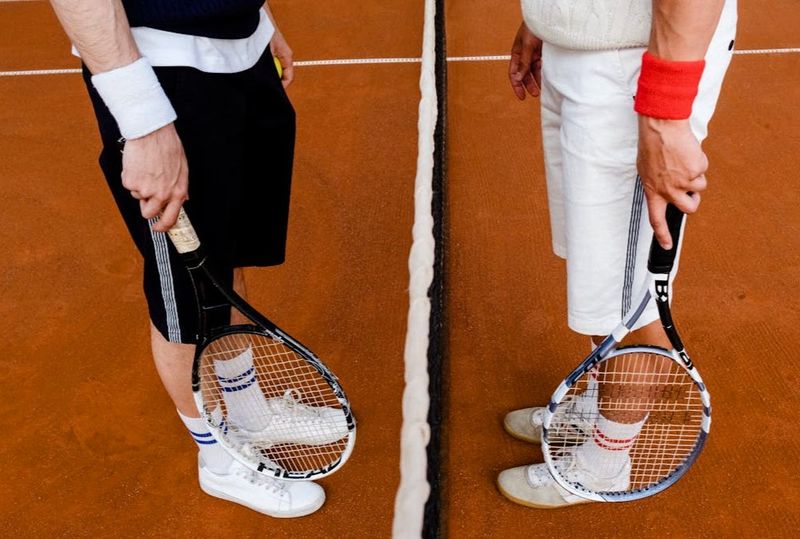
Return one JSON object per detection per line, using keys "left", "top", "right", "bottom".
{"left": 634, "top": 51, "right": 705, "bottom": 120}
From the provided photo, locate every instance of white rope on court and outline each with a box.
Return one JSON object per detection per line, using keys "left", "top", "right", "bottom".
{"left": 446, "top": 47, "right": 800, "bottom": 60}
{"left": 2, "top": 47, "right": 797, "bottom": 78}
{"left": 391, "top": 0, "right": 437, "bottom": 537}
{"left": 0, "top": 60, "right": 421, "bottom": 78}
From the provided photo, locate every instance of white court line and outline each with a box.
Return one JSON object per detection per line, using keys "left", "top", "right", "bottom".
{"left": 1, "top": 48, "right": 798, "bottom": 78}
{"left": 0, "top": 59, "right": 421, "bottom": 77}
{"left": 447, "top": 48, "right": 800, "bottom": 61}
{"left": 0, "top": 68, "right": 82, "bottom": 77}
{"left": 298, "top": 57, "right": 421, "bottom": 66}
{"left": 448, "top": 55, "right": 511, "bottom": 62}
{"left": 733, "top": 47, "right": 800, "bottom": 55}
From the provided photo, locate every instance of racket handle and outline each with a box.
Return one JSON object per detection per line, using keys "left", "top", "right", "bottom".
{"left": 167, "top": 207, "right": 201, "bottom": 254}
{"left": 648, "top": 204, "right": 685, "bottom": 274}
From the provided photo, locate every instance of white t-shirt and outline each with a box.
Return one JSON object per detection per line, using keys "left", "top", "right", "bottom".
{"left": 73, "top": 8, "right": 274, "bottom": 73}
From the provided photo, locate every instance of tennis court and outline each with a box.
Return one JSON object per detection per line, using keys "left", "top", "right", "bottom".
{"left": 1, "top": 0, "right": 799, "bottom": 537}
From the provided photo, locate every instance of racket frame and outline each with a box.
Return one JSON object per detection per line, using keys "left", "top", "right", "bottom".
{"left": 169, "top": 210, "right": 356, "bottom": 480}
{"left": 542, "top": 204, "right": 711, "bottom": 502}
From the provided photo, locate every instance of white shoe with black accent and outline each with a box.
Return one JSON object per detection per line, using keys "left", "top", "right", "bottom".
{"left": 198, "top": 457, "right": 325, "bottom": 518}
{"left": 497, "top": 451, "right": 630, "bottom": 509}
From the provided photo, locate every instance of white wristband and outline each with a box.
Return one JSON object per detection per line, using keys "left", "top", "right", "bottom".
{"left": 91, "top": 57, "right": 178, "bottom": 140}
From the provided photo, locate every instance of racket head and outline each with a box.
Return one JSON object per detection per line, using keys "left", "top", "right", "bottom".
{"left": 542, "top": 345, "right": 710, "bottom": 502}
{"left": 192, "top": 326, "right": 356, "bottom": 480}
{"left": 167, "top": 209, "right": 356, "bottom": 479}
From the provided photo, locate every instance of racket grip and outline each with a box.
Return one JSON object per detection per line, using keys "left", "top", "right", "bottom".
{"left": 647, "top": 204, "right": 685, "bottom": 273}
{"left": 167, "top": 208, "right": 201, "bottom": 254}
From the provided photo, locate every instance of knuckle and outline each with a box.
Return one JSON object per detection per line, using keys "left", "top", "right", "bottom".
{"left": 692, "top": 161, "right": 708, "bottom": 177}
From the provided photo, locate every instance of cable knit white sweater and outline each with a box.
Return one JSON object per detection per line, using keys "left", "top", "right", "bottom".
{"left": 521, "top": 0, "right": 652, "bottom": 50}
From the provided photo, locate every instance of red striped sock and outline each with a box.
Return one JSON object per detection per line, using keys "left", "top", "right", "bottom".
{"left": 576, "top": 414, "right": 645, "bottom": 478}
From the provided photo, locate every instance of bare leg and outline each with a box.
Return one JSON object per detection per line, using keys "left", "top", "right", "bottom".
{"left": 592, "top": 319, "right": 672, "bottom": 423}
{"left": 151, "top": 326, "right": 197, "bottom": 416}
{"left": 590, "top": 318, "right": 671, "bottom": 349}
{"left": 151, "top": 268, "right": 247, "bottom": 418}
{"left": 230, "top": 268, "right": 249, "bottom": 325}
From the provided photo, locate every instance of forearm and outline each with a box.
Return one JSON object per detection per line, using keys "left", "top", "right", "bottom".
{"left": 650, "top": 0, "right": 725, "bottom": 60}
{"left": 49, "top": 0, "right": 139, "bottom": 73}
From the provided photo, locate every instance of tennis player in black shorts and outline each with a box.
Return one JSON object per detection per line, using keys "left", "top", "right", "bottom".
{"left": 50, "top": 0, "right": 325, "bottom": 517}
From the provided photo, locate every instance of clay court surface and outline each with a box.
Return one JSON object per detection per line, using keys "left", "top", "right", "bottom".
{"left": 1, "top": 1, "right": 798, "bottom": 537}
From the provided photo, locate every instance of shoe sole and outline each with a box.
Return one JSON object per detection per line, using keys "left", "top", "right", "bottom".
{"left": 496, "top": 477, "right": 591, "bottom": 510}
{"left": 502, "top": 417, "right": 541, "bottom": 445}
{"left": 200, "top": 483, "right": 325, "bottom": 518}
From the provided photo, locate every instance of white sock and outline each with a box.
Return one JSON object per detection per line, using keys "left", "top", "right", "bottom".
{"left": 178, "top": 410, "right": 233, "bottom": 475}
{"left": 580, "top": 339, "right": 600, "bottom": 412}
{"left": 576, "top": 413, "right": 645, "bottom": 479}
{"left": 214, "top": 347, "right": 270, "bottom": 431}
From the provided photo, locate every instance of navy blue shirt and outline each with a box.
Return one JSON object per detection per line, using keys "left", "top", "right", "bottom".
{"left": 121, "top": 0, "right": 264, "bottom": 39}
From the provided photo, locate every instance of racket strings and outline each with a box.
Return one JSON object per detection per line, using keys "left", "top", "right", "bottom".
{"left": 197, "top": 332, "right": 351, "bottom": 476}
{"left": 547, "top": 351, "right": 704, "bottom": 493}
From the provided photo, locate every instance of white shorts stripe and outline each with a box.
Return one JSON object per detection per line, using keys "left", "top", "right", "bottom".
{"left": 148, "top": 219, "right": 182, "bottom": 342}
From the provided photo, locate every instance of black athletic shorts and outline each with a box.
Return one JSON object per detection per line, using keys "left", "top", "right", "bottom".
{"left": 83, "top": 47, "right": 295, "bottom": 344}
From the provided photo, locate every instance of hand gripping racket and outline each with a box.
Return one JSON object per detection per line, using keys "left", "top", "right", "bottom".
{"left": 167, "top": 208, "right": 356, "bottom": 480}
{"left": 542, "top": 204, "right": 710, "bottom": 502}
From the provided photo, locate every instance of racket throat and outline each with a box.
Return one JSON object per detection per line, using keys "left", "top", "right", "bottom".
{"left": 653, "top": 278, "right": 692, "bottom": 368}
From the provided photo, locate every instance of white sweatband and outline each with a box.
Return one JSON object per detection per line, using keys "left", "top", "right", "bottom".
{"left": 91, "top": 57, "right": 177, "bottom": 140}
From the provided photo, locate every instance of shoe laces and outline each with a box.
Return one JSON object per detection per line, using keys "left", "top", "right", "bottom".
{"left": 543, "top": 393, "right": 595, "bottom": 436}
{"left": 528, "top": 450, "right": 585, "bottom": 488}
{"left": 274, "top": 389, "right": 327, "bottom": 423}
{"left": 233, "top": 464, "right": 288, "bottom": 496}
{"left": 532, "top": 394, "right": 585, "bottom": 426}
{"left": 530, "top": 407, "right": 545, "bottom": 427}
{"left": 534, "top": 449, "right": 628, "bottom": 490}
{"left": 527, "top": 462, "right": 560, "bottom": 488}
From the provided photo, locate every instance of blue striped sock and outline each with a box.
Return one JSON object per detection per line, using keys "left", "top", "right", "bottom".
{"left": 214, "top": 347, "right": 271, "bottom": 431}
{"left": 178, "top": 410, "right": 233, "bottom": 474}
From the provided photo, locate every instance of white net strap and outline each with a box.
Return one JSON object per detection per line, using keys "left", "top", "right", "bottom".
{"left": 392, "top": 0, "right": 438, "bottom": 537}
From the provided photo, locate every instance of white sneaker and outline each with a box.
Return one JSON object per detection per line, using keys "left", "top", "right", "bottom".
{"left": 231, "top": 389, "right": 350, "bottom": 447}
{"left": 497, "top": 451, "right": 630, "bottom": 509}
{"left": 198, "top": 457, "right": 325, "bottom": 518}
{"left": 503, "top": 392, "right": 597, "bottom": 444}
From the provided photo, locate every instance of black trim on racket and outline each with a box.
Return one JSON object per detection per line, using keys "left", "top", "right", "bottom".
{"left": 167, "top": 209, "right": 356, "bottom": 481}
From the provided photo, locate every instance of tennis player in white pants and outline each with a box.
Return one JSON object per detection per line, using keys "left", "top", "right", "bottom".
{"left": 498, "top": 0, "right": 737, "bottom": 508}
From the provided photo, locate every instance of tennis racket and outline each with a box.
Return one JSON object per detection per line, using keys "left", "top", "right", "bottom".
{"left": 542, "top": 203, "right": 710, "bottom": 502}
{"left": 167, "top": 208, "right": 356, "bottom": 480}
